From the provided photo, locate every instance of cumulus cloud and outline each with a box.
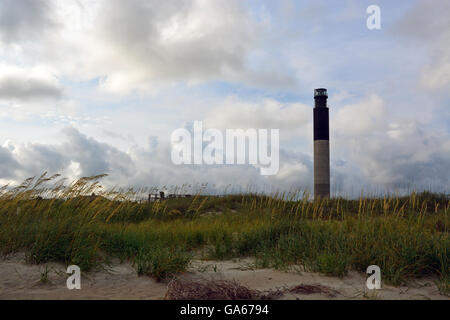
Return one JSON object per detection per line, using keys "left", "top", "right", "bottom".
{"left": 0, "top": 2, "right": 448, "bottom": 196}
{"left": 0, "top": 126, "right": 313, "bottom": 192}
{"left": 60, "top": 127, "right": 134, "bottom": 178}
{"left": 1, "top": 118, "right": 448, "bottom": 196}
{"left": 93, "top": 0, "right": 295, "bottom": 92}
{"left": 333, "top": 94, "right": 386, "bottom": 136}
{"left": 3, "top": 127, "right": 133, "bottom": 184}
{"left": 12, "top": 143, "right": 69, "bottom": 179}
{"left": 0, "top": 65, "right": 62, "bottom": 101}
{"left": 349, "top": 123, "right": 450, "bottom": 190}
{"left": 95, "top": 0, "right": 251, "bottom": 91}
{"left": 204, "top": 97, "right": 312, "bottom": 141}
{"left": 0, "top": 145, "right": 20, "bottom": 179}
{"left": 331, "top": 95, "right": 450, "bottom": 194}
{"left": 0, "top": 0, "right": 294, "bottom": 94}
{"left": 271, "top": 149, "right": 312, "bottom": 189}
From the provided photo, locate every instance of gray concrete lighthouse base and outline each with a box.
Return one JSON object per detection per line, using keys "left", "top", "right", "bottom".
{"left": 314, "top": 140, "right": 330, "bottom": 198}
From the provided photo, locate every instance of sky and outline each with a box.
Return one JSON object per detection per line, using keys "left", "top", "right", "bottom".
{"left": 0, "top": 0, "right": 449, "bottom": 196}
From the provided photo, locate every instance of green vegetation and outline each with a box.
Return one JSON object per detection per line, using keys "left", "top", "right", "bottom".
{"left": 0, "top": 173, "right": 448, "bottom": 290}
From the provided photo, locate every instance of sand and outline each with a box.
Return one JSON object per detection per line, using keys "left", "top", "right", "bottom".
{"left": 0, "top": 254, "right": 448, "bottom": 300}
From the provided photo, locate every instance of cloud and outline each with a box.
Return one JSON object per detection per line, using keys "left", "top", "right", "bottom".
{"left": 392, "top": 0, "right": 450, "bottom": 91}
{"left": 393, "top": 0, "right": 450, "bottom": 42}
{"left": 333, "top": 94, "right": 386, "bottom": 136}
{"left": 204, "top": 97, "right": 312, "bottom": 141}
{"left": 271, "top": 149, "right": 312, "bottom": 189}
{"left": 331, "top": 95, "right": 450, "bottom": 193}
{"left": 421, "top": 50, "right": 450, "bottom": 92}
{"left": 0, "top": 0, "right": 56, "bottom": 43}
{"left": 0, "top": 126, "right": 313, "bottom": 192}
{"left": 350, "top": 121, "right": 450, "bottom": 189}
{"left": 4, "top": 127, "right": 133, "bottom": 184}
{"left": 0, "top": 144, "right": 20, "bottom": 179}
{"left": 0, "top": 2, "right": 448, "bottom": 196}
{"left": 1, "top": 118, "right": 448, "bottom": 196}
{"left": 0, "top": 65, "right": 62, "bottom": 101}
{"left": 92, "top": 0, "right": 295, "bottom": 93}
{"left": 12, "top": 143, "right": 69, "bottom": 179}
{"left": 0, "top": 0, "right": 295, "bottom": 94}
{"left": 60, "top": 127, "right": 134, "bottom": 178}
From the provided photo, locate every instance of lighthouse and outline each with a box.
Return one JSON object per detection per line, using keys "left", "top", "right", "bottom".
{"left": 313, "top": 88, "right": 330, "bottom": 199}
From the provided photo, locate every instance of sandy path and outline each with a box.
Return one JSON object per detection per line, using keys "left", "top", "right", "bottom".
{"left": 0, "top": 255, "right": 447, "bottom": 300}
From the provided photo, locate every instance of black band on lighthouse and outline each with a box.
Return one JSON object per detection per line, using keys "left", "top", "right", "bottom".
{"left": 313, "top": 108, "right": 329, "bottom": 140}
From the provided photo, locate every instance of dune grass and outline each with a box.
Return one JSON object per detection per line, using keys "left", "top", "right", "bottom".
{"left": 0, "top": 173, "right": 448, "bottom": 290}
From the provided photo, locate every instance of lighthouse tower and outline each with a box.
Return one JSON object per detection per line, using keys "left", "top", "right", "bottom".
{"left": 313, "top": 88, "right": 330, "bottom": 199}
